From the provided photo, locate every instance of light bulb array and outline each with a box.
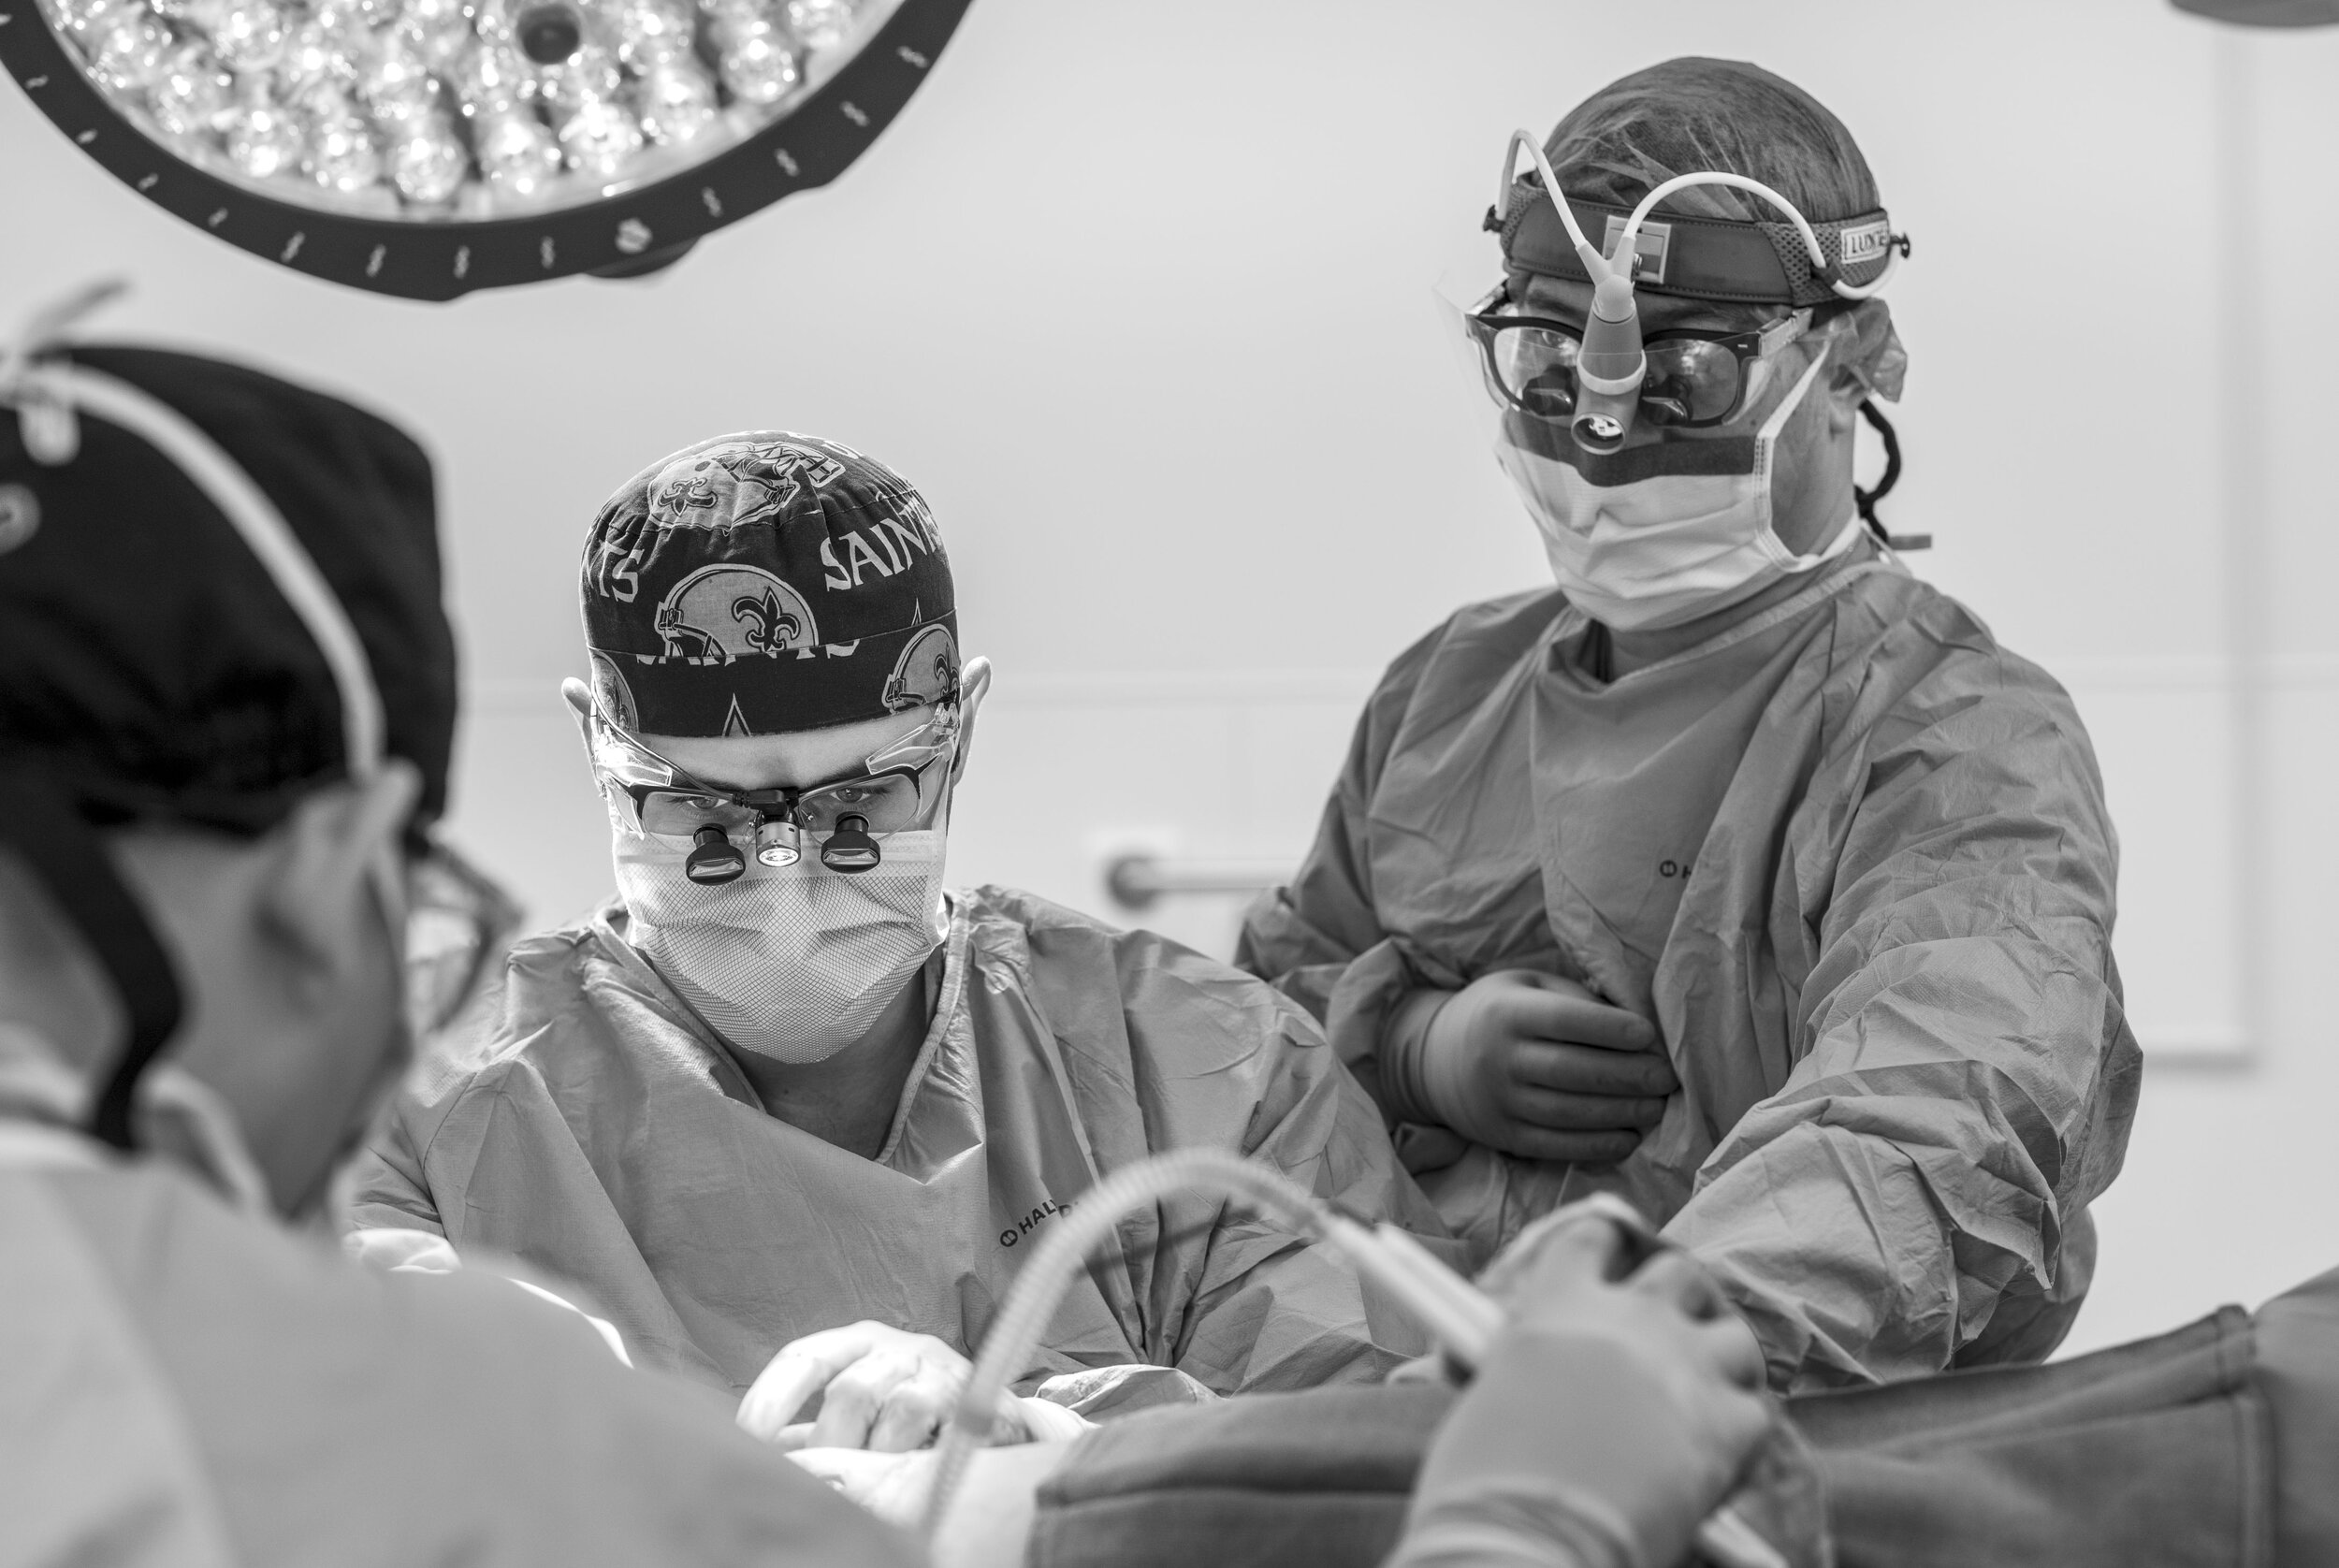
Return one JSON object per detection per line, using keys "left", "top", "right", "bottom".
{"left": 34, "top": 0, "right": 874, "bottom": 214}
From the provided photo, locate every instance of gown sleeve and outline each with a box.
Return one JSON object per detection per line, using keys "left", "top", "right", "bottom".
{"left": 342, "top": 1100, "right": 450, "bottom": 1239}
{"left": 1235, "top": 628, "right": 1452, "bottom": 1109}
{"left": 1663, "top": 647, "right": 2143, "bottom": 1390}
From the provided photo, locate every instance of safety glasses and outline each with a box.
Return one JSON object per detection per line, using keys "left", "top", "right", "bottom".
{"left": 401, "top": 839, "right": 523, "bottom": 1037}
{"left": 588, "top": 704, "right": 961, "bottom": 879}
{"left": 1465, "top": 291, "right": 1813, "bottom": 430}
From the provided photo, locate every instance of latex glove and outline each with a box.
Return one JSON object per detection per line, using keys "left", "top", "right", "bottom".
{"left": 1389, "top": 1218, "right": 1770, "bottom": 1568}
{"left": 1384, "top": 971, "right": 1678, "bottom": 1162}
{"left": 739, "top": 1321, "right": 1028, "bottom": 1453}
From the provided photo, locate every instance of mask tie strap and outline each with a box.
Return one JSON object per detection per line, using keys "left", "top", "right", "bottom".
{"left": 0, "top": 772, "right": 184, "bottom": 1150}
{"left": 1755, "top": 346, "right": 1871, "bottom": 573}
{"left": 1852, "top": 400, "right": 1928, "bottom": 552}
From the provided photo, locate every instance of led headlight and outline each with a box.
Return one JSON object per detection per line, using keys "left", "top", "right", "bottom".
{"left": 1, "top": 0, "right": 969, "bottom": 297}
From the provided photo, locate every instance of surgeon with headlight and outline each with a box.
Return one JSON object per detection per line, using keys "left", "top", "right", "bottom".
{"left": 350, "top": 432, "right": 1449, "bottom": 1452}
{"left": 1240, "top": 57, "right": 2141, "bottom": 1391}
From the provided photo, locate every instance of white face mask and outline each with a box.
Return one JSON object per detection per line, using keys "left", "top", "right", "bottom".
{"left": 612, "top": 825, "right": 949, "bottom": 1064}
{"left": 1493, "top": 347, "right": 1861, "bottom": 632}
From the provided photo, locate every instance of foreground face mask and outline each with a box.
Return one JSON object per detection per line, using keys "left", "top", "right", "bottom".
{"left": 612, "top": 822, "right": 949, "bottom": 1064}
{"left": 1491, "top": 341, "right": 1861, "bottom": 632}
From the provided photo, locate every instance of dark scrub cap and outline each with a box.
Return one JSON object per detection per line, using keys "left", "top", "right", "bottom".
{"left": 0, "top": 341, "right": 454, "bottom": 1150}
{"left": 0, "top": 344, "right": 457, "bottom": 837}
{"left": 581, "top": 431, "right": 958, "bottom": 737}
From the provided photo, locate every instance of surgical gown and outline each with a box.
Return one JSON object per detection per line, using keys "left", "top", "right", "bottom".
{"left": 1236, "top": 554, "right": 2141, "bottom": 1389}
{"left": 350, "top": 883, "right": 1441, "bottom": 1402}
{"left": 0, "top": 1044, "right": 920, "bottom": 1568}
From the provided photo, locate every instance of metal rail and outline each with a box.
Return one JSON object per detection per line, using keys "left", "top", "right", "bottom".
{"left": 1102, "top": 851, "right": 1291, "bottom": 912}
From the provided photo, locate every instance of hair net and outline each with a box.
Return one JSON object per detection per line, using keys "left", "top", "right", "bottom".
{"left": 0, "top": 344, "right": 454, "bottom": 838}
{"left": 1545, "top": 58, "right": 1881, "bottom": 225}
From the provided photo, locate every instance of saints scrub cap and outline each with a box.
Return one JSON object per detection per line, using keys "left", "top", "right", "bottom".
{"left": 581, "top": 431, "right": 959, "bottom": 737}
{"left": 0, "top": 343, "right": 457, "bottom": 838}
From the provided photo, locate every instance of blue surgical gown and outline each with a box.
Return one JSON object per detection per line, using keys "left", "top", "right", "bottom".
{"left": 1237, "top": 554, "right": 2142, "bottom": 1389}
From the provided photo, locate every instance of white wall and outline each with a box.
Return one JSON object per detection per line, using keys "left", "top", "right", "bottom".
{"left": 6, "top": 0, "right": 2334, "bottom": 1355}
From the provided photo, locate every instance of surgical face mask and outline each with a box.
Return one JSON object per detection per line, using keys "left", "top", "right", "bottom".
{"left": 612, "top": 819, "right": 949, "bottom": 1064}
{"left": 1490, "top": 344, "right": 1861, "bottom": 632}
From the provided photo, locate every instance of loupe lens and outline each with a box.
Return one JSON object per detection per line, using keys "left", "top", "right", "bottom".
{"left": 1492, "top": 325, "right": 1579, "bottom": 419}
{"left": 685, "top": 824, "right": 746, "bottom": 883}
{"left": 1643, "top": 341, "right": 1742, "bottom": 426}
{"left": 819, "top": 814, "right": 880, "bottom": 872}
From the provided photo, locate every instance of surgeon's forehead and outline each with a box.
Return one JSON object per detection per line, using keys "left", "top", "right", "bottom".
{"left": 1509, "top": 272, "right": 1782, "bottom": 335}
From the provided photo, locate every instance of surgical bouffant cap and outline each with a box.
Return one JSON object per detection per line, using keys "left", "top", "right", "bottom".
{"left": 0, "top": 344, "right": 455, "bottom": 837}
{"left": 581, "top": 431, "right": 958, "bottom": 738}
{"left": 1544, "top": 57, "right": 1881, "bottom": 225}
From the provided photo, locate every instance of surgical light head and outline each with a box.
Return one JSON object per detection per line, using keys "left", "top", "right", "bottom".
{"left": 1489, "top": 129, "right": 1910, "bottom": 456}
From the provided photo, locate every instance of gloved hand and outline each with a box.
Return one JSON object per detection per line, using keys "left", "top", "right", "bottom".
{"left": 738, "top": 1321, "right": 1034, "bottom": 1453}
{"left": 1390, "top": 1218, "right": 1770, "bottom": 1568}
{"left": 1383, "top": 971, "right": 1678, "bottom": 1162}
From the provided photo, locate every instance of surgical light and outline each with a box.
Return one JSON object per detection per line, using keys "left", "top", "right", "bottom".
{"left": 0, "top": 0, "right": 970, "bottom": 298}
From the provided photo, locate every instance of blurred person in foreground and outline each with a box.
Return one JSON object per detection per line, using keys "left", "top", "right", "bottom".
{"left": 0, "top": 322, "right": 950, "bottom": 1565}
{"left": 348, "top": 432, "right": 1450, "bottom": 1453}
{"left": 1239, "top": 57, "right": 2140, "bottom": 1391}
